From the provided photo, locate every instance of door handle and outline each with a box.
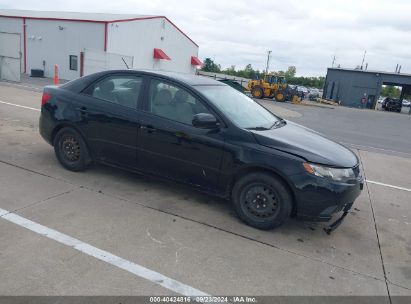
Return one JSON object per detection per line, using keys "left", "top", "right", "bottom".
{"left": 77, "top": 107, "right": 88, "bottom": 114}
{"left": 77, "top": 106, "right": 89, "bottom": 117}
{"left": 140, "top": 125, "right": 156, "bottom": 133}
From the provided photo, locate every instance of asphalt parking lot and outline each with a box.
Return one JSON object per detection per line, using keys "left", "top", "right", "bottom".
{"left": 0, "top": 81, "right": 410, "bottom": 301}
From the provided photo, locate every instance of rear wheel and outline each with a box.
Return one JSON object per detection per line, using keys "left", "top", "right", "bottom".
{"left": 232, "top": 172, "right": 292, "bottom": 230}
{"left": 251, "top": 86, "right": 264, "bottom": 99}
{"left": 53, "top": 127, "right": 91, "bottom": 171}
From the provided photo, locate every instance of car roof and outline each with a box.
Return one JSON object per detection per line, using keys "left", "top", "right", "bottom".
{"left": 61, "top": 69, "right": 226, "bottom": 93}
{"left": 142, "top": 70, "right": 226, "bottom": 86}
{"left": 101, "top": 69, "right": 225, "bottom": 86}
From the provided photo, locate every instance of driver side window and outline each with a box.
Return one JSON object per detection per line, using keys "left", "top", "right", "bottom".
{"left": 148, "top": 79, "right": 211, "bottom": 125}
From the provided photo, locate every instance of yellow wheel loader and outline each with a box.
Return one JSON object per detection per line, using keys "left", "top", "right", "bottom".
{"left": 247, "top": 74, "right": 288, "bottom": 102}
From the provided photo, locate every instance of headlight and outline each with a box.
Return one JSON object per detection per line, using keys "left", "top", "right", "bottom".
{"left": 303, "top": 163, "right": 355, "bottom": 181}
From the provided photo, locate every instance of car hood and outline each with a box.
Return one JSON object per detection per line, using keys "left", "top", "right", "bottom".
{"left": 251, "top": 121, "right": 358, "bottom": 167}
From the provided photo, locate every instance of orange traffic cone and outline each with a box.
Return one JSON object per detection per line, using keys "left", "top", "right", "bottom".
{"left": 54, "top": 64, "right": 59, "bottom": 85}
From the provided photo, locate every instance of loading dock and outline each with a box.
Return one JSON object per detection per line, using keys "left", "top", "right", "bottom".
{"left": 323, "top": 67, "right": 411, "bottom": 112}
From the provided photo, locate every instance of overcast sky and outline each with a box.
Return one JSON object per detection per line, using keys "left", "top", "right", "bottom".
{"left": 2, "top": 0, "right": 411, "bottom": 76}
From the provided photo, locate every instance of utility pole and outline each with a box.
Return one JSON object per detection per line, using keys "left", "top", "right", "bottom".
{"left": 360, "top": 50, "right": 366, "bottom": 70}
{"left": 265, "top": 50, "right": 272, "bottom": 75}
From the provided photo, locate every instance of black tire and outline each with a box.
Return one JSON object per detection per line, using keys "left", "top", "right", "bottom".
{"left": 251, "top": 86, "right": 264, "bottom": 99}
{"left": 53, "top": 127, "right": 91, "bottom": 171}
{"left": 232, "top": 172, "right": 292, "bottom": 230}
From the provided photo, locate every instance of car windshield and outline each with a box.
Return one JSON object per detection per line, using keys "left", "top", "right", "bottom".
{"left": 197, "top": 85, "right": 282, "bottom": 130}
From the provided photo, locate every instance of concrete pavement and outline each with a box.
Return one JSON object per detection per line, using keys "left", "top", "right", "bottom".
{"left": 262, "top": 100, "right": 411, "bottom": 157}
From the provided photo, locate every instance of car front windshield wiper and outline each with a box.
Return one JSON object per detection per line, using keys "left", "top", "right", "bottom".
{"left": 246, "top": 126, "right": 271, "bottom": 131}
{"left": 270, "top": 119, "right": 287, "bottom": 129}
{"left": 246, "top": 119, "right": 287, "bottom": 131}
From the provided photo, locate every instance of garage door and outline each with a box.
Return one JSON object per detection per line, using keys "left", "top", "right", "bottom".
{"left": 0, "top": 32, "right": 21, "bottom": 82}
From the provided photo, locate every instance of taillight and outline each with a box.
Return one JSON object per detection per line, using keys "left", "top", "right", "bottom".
{"left": 41, "top": 92, "right": 51, "bottom": 106}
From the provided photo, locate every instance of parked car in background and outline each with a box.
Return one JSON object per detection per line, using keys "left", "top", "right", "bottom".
{"left": 218, "top": 79, "right": 246, "bottom": 94}
{"left": 297, "top": 86, "right": 309, "bottom": 98}
{"left": 39, "top": 70, "right": 363, "bottom": 232}
{"left": 382, "top": 97, "right": 402, "bottom": 112}
{"left": 309, "top": 88, "right": 320, "bottom": 101}
{"left": 377, "top": 97, "right": 385, "bottom": 104}
{"left": 402, "top": 99, "right": 410, "bottom": 107}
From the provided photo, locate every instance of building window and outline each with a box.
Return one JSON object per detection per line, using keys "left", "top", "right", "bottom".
{"left": 69, "top": 55, "right": 78, "bottom": 71}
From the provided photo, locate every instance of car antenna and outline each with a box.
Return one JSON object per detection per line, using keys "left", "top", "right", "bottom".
{"left": 121, "top": 57, "right": 130, "bottom": 69}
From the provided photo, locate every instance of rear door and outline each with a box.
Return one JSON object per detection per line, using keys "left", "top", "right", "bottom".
{"left": 137, "top": 77, "right": 226, "bottom": 192}
{"left": 80, "top": 74, "right": 144, "bottom": 168}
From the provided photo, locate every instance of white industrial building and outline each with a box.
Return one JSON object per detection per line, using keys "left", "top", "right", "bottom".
{"left": 0, "top": 9, "right": 202, "bottom": 82}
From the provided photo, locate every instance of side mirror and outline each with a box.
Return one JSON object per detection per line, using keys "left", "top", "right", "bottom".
{"left": 192, "top": 113, "right": 220, "bottom": 129}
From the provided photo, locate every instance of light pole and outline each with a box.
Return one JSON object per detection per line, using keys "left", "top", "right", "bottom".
{"left": 265, "top": 50, "right": 272, "bottom": 75}
{"left": 360, "top": 50, "right": 366, "bottom": 70}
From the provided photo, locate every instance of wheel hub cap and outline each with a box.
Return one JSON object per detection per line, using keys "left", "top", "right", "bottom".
{"left": 61, "top": 136, "right": 81, "bottom": 162}
{"left": 245, "top": 186, "right": 278, "bottom": 218}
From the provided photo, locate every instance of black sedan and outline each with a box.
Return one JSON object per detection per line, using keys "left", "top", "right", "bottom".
{"left": 39, "top": 70, "right": 363, "bottom": 231}
{"left": 382, "top": 97, "right": 402, "bottom": 112}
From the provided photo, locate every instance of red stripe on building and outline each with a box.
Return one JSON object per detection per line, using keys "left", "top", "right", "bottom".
{"left": 104, "top": 22, "right": 108, "bottom": 51}
{"left": 23, "top": 17, "right": 26, "bottom": 73}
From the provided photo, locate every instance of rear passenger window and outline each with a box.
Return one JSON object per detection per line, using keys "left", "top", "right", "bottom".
{"left": 87, "top": 76, "right": 143, "bottom": 109}
{"left": 148, "top": 79, "right": 211, "bottom": 125}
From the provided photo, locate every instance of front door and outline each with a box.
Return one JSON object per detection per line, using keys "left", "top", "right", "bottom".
{"left": 80, "top": 74, "right": 144, "bottom": 168}
{"left": 137, "top": 78, "right": 225, "bottom": 192}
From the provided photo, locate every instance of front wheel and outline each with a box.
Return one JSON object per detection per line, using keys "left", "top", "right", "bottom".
{"left": 53, "top": 127, "right": 91, "bottom": 171}
{"left": 275, "top": 91, "right": 286, "bottom": 102}
{"left": 232, "top": 172, "right": 292, "bottom": 230}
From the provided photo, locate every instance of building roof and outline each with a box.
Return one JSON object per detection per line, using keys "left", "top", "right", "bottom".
{"left": 0, "top": 9, "right": 198, "bottom": 47}
{"left": 0, "top": 9, "right": 155, "bottom": 22}
{"left": 328, "top": 67, "right": 411, "bottom": 78}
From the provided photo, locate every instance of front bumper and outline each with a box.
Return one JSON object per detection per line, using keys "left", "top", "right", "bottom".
{"left": 290, "top": 172, "right": 364, "bottom": 222}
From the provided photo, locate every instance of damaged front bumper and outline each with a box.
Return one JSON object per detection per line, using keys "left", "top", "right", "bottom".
{"left": 323, "top": 202, "right": 353, "bottom": 234}
{"left": 292, "top": 173, "right": 364, "bottom": 232}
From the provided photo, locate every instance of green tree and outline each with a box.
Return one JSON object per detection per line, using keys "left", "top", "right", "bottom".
{"left": 380, "top": 85, "right": 400, "bottom": 98}
{"left": 201, "top": 59, "right": 324, "bottom": 88}
{"left": 287, "top": 76, "right": 325, "bottom": 89}
{"left": 284, "top": 66, "right": 296, "bottom": 78}
{"left": 243, "top": 64, "right": 257, "bottom": 79}
{"left": 202, "top": 58, "right": 221, "bottom": 73}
